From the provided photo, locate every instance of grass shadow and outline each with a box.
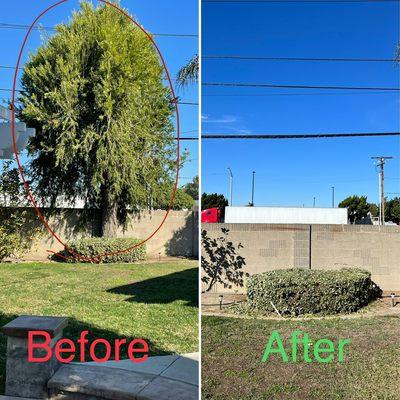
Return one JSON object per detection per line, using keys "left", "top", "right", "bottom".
{"left": 107, "top": 267, "right": 198, "bottom": 307}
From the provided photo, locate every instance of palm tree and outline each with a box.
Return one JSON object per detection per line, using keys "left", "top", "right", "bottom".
{"left": 176, "top": 54, "right": 199, "bottom": 87}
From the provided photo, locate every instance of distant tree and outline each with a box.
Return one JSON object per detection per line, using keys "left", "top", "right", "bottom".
{"left": 201, "top": 228, "right": 247, "bottom": 292}
{"left": 170, "top": 188, "right": 194, "bottom": 210}
{"left": 152, "top": 187, "right": 194, "bottom": 210}
{"left": 176, "top": 54, "right": 198, "bottom": 87}
{"left": 338, "top": 195, "right": 369, "bottom": 224}
{"left": 183, "top": 176, "right": 199, "bottom": 200}
{"left": 385, "top": 197, "right": 400, "bottom": 224}
{"left": 368, "top": 203, "right": 379, "bottom": 219}
{"left": 201, "top": 193, "right": 228, "bottom": 210}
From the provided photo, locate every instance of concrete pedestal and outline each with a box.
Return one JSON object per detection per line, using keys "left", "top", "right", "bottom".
{"left": 1, "top": 315, "right": 68, "bottom": 399}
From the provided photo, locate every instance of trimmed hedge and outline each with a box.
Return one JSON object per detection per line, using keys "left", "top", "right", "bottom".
{"left": 56, "top": 237, "right": 146, "bottom": 263}
{"left": 247, "top": 268, "right": 381, "bottom": 315}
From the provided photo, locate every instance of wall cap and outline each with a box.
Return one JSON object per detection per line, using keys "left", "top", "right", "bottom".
{"left": 1, "top": 315, "right": 68, "bottom": 338}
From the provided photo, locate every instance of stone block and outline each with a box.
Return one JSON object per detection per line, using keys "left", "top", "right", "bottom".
{"left": 2, "top": 316, "right": 68, "bottom": 399}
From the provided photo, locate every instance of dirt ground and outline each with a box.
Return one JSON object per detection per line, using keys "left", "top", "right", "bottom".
{"left": 201, "top": 291, "right": 400, "bottom": 319}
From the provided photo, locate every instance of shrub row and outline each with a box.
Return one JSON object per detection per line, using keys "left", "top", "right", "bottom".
{"left": 56, "top": 237, "right": 146, "bottom": 263}
{"left": 247, "top": 268, "right": 381, "bottom": 315}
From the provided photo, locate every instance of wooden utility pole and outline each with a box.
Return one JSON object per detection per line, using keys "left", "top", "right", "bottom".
{"left": 372, "top": 156, "right": 393, "bottom": 225}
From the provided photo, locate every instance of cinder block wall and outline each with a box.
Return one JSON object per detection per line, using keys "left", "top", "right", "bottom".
{"left": 202, "top": 223, "right": 400, "bottom": 292}
{"left": 22, "top": 209, "right": 198, "bottom": 260}
{"left": 312, "top": 224, "right": 400, "bottom": 291}
{"left": 117, "top": 210, "right": 199, "bottom": 258}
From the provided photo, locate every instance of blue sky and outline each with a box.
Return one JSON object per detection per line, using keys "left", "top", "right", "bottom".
{"left": 0, "top": 0, "right": 198, "bottom": 187}
{"left": 202, "top": 1, "right": 400, "bottom": 207}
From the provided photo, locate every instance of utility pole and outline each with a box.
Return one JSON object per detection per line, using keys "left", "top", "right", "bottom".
{"left": 331, "top": 186, "right": 335, "bottom": 208}
{"left": 372, "top": 156, "right": 393, "bottom": 225}
{"left": 227, "top": 167, "right": 233, "bottom": 206}
{"left": 313, "top": 197, "right": 316, "bottom": 208}
{"left": 251, "top": 171, "right": 255, "bottom": 206}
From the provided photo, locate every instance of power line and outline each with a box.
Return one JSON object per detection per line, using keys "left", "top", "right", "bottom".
{"left": 203, "top": 82, "right": 400, "bottom": 91}
{"left": 0, "top": 65, "right": 19, "bottom": 70}
{"left": 180, "top": 132, "right": 400, "bottom": 140}
{"left": 0, "top": 23, "right": 197, "bottom": 38}
{"left": 203, "top": 55, "right": 397, "bottom": 62}
{"left": 203, "top": 91, "right": 397, "bottom": 96}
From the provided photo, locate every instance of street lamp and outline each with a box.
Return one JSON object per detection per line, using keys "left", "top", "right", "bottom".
{"left": 251, "top": 171, "right": 255, "bottom": 206}
{"left": 227, "top": 167, "right": 233, "bottom": 206}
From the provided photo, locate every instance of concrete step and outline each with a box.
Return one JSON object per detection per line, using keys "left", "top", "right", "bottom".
{"left": 84, "top": 352, "right": 199, "bottom": 387}
{"left": 48, "top": 362, "right": 198, "bottom": 400}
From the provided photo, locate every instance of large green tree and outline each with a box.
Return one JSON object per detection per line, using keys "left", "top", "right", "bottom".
{"left": 338, "top": 195, "right": 369, "bottom": 224}
{"left": 19, "top": 2, "right": 177, "bottom": 236}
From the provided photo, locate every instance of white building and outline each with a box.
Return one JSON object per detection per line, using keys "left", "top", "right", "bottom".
{"left": 224, "top": 206, "right": 348, "bottom": 225}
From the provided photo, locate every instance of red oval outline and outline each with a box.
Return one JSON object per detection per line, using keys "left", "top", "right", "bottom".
{"left": 11, "top": 0, "right": 181, "bottom": 262}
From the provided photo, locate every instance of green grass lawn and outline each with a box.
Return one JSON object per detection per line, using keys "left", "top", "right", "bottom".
{"left": 202, "top": 315, "right": 400, "bottom": 400}
{"left": 0, "top": 260, "right": 198, "bottom": 393}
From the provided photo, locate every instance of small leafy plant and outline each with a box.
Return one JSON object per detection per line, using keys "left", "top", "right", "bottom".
{"left": 0, "top": 161, "right": 43, "bottom": 261}
{"left": 201, "top": 228, "right": 248, "bottom": 292}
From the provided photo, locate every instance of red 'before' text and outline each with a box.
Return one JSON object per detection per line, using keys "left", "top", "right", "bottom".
{"left": 28, "top": 330, "right": 149, "bottom": 363}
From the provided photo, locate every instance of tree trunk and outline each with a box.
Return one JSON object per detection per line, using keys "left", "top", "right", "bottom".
{"left": 101, "top": 203, "right": 119, "bottom": 237}
{"left": 100, "top": 184, "right": 118, "bottom": 237}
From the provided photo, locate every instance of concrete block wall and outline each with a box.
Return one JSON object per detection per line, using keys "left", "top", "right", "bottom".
{"left": 21, "top": 208, "right": 198, "bottom": 260}
{"left": 311, "top": 224, "right": 400, "bottom": 291}
{"left": 202, "top": 223, "right": 400, "bottom": 292}
{"left": 117, "top": 210, "right": 199, "bottom": 258}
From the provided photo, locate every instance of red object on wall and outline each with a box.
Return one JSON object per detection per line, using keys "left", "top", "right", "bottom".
{"left": 201, "top": 208, "right": 222, "bottom": 223}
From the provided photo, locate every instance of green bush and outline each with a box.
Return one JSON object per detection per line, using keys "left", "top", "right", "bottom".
{"left": 0, "top": 228, "right": 21, "bottom": 261}
{"left": 57, "top": 237, "right": 146, "bottom": 263}
{"left": 247, "top": 268, "right": 381, "bottom": 315}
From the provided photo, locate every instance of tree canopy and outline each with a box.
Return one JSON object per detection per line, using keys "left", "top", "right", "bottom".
{"left": 338, "top": 195, "right": 370, "bottom": 224}
{"left": 153, "top": 187, "right": 194, "bottom": 211}
{"left": 176, "top": 54, "right": 199, "bottom": 87}
{"left": 385, "top": 197, "right": 400, "bottom": 224}
{"left": 183, "top": 176, "right": 199, "bottom": 200}
{"left": 201, "top": 193, "right": 228, "bottom": 210}
{"left": 19, "top": 2, "right": 177, "bottom": 236}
